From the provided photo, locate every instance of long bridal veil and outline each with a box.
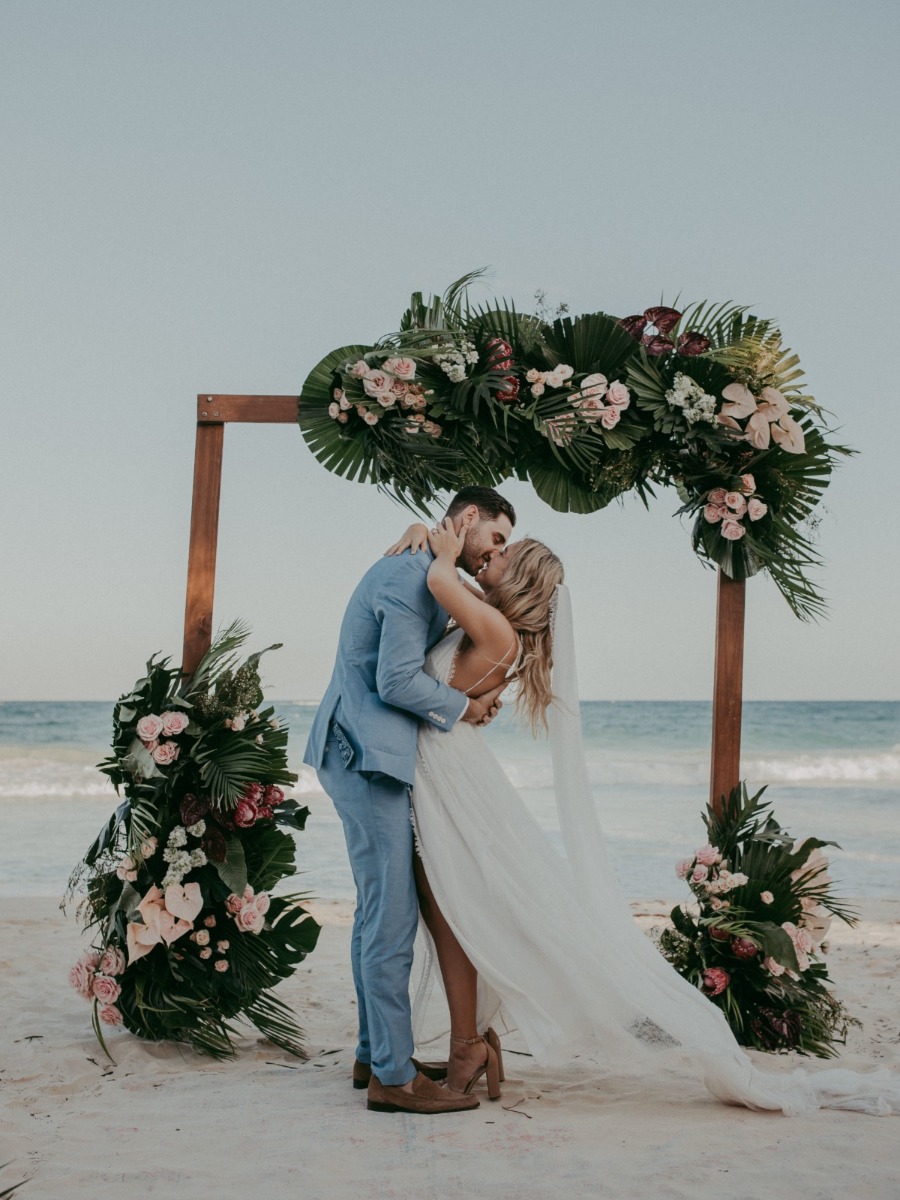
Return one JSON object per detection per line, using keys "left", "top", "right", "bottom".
{"left": 547, "top": 584, "right": 898, "bottom": 1116}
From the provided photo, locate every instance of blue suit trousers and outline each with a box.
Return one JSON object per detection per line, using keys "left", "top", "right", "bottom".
{"left": 316, "top": 732, "right": 418, "bottom": 1086}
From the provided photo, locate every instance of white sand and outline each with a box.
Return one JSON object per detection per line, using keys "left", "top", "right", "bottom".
{"left": 2, "top": 896, "right": 897, "bottom": 1200}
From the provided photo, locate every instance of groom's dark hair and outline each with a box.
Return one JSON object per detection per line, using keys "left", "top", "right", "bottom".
{"left": 446, "top": 486, "right": 516, "bottom": 527}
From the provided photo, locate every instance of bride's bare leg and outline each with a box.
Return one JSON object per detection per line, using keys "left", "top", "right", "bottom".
{"left": 414, "top": 855, "right": 488, "bottom": 1091}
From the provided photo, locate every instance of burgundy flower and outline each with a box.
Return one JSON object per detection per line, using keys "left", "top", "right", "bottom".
{"left": 233, "top": 800, "right": 258, "bottom": 829}
{"left": 708, "top": 925, "right": 731, "bottom": 942}
{"left": 180, "top": 792, "right": 210, "bottom": 828}
{"left": 701, "top": 966, "right": 731, "bottom": 996}
{"left": 264, "top": 785, "right": 284, "bottom": 806}
{"left": 731, "top": 937, "right": 760, "bottom": 959}
{"left": 751, "top": 1006, "right": 803, "bottom": 1051}
{"left": 242, "top": 783, "right": 265, "bottom": 805}
{"left": 618, "top": 307, "right": 711, "bottom": 356}
{"left": 202, "top": 825, "right": 228, "bottom": 863}
{"left": 485, "top": 337, "right": 520, "bottom": 404}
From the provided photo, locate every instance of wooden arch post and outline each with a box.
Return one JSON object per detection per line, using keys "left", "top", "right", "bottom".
{"left": 182, "top": 395, "right": 746, "bottom": 815}
{"left": 182, "top": 395, "right": 299, "bottom": 675}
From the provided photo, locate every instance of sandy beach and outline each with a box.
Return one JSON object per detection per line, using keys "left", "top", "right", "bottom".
{"left": 2, "top": 895, "right": 897, "bottom": 1200}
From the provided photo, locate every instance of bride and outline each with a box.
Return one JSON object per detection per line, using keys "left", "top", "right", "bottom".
{"left": 386, "top": 518, "right": 898, "bottom": 1117}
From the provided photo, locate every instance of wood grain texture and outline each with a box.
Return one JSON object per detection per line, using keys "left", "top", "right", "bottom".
{"left": 182, "top": 422, "right": 225, "bottom": 675}
{"left": 709, "top": 572, "right": 746, "bottom": 818}
{"left": 196, "top": 395, "right": 298, "bottom": 423}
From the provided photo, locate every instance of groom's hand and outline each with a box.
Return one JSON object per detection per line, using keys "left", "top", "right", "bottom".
{"left": 461, "top": 682, "right": 506, "bottom": 727}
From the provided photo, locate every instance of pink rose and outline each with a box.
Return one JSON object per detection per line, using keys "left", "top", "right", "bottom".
{"left": 99, "top": 947, "right": 126, "bottom": 976}
{"left": 349, "top": 360, "right": 370, "bottom": 378}
{"left": 695, "top": 845, "right": 720, "bottom": 866}
{"left": 215, "top": 959, "right": 229, "bottom": 972}
{"left": 376, "top": 393, "right": 396, "bottom": 408}
{"left": 363, "top": 411, "right": 379, "bottom": 425}
{"left": 116, "top": 855, "right": 138, "bottom": 882}
{"left": 225, "top": 893, "right": 243, "bottom": 915}
{"left": 389, "top": 378, "right": 408, "bottom": 399}
{"left": 92, "top": 974, "right": 122, "bottom": 1005}
{"left": 703, "top": 504, "right": 724, "bottom": 523}
{"left": 701, "top": 967, "right": 730, "bottom": 996}
{"left": 204, "top": 915, "right": 217, "bottom": 928}
{"left": 231, "top": 713, "right": 246, "bottom": 732}
{"left": 140, "top": 837, "right": 158, "bottom": 859}
{"left": 724, "top": 492, "right": 746, "bottom": 513}
{"left": 675, "top": 858, "right": 693, "bottom": 880}
{"left": 99, "top": 1004, "right": 124, "bottom": 1026}
{"left": 136, "top": 715, "right": 164, "bottom": 742}
{"left": 690, "top": 864, "right": 709, "bottom": 883}
{"left": 243, "top": 885, "right": 255, "bottom": 900}
{"left": 606, "top": 381, "right": 631, "bottom": 408}
{"left": 383, "top": 357, "right": 416, "bottom": 380}
{"left": 236, "top": 905, "right": 265, "bottom": 934}
{"left": 599, "top": 406, "right": 621, "bottom": 429}
{"left": 194, "top": 929, "right": 210, "bottom": 946}
{"left": 579, "top": 372, "right": 608, "bottom": 399}
{"left": 151, "top": 742, "right": 179, "bottom": 765}
{"left": 747, "top": 498, "right": 768, "bottom": 521}
{"left": 740, "top": 473, "right": 756, "bottom": 494}
{"left": 141, "top": 739, "right": 159, "bottom": 752}
{"left": 720, "top": 520, "right": 745, "bottom": 541}
{"left": 254, "top": 891, "right": 271, "bottom": 915}
{"left": 233, "top": 800, "right": 257, "bottom": 828}
{"left": 362, "top": 371, "right": 392, "bottom": 398}
{"left": 337, "top": 412, "right": 348, "bottom": 423}
{"left": 328, "top": 401, "right": 340, "bottom": 418}
{"left": 763, "top": 956, "right": 785, "bottom": 977}
{"left": 199, "top": 947, "right": 212, "bottom": 960}
{"left": 69, "top": 960, "right": 94, "bottom": 999}
{"left": 760, "top": 891, "right": 774, "bottom": 904}
{"left": 160, "top": 711, "right": 189, "bottom": 737}
{"left": 708, "top": 488, "right": 727, "bottom": 505}
{"left": 217, "top": 940, "right": 230, "bottom": 952}
{"left": 339, "top": 393, "right": 351, "bottom": 410}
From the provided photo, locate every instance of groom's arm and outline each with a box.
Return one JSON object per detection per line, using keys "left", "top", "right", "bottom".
{"left": 374, "top": 583, "right": 469, "bottom": 730}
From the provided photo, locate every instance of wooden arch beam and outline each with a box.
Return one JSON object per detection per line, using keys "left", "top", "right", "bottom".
{"left": 182, "top": 394, "right": 745, "bottom": 817}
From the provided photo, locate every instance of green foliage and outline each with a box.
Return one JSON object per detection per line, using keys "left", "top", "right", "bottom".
{"left": 660, "top": 783, "right": 858, "bottom": 1057}
{"left": 68, "top": 625, "right": 320, "bottom": 1060}
{"left": 299, "top": 274, "right": 852, "bottom": 619}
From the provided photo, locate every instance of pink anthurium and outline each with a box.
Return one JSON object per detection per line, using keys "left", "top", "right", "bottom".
{"left": 745, "top": 410, "right": 772, "bottom": 449}
{"left": 758, "top": 387, "right": 789, "bottom": 420}
{"left": 720, "top": 382, "right": 757, "bottom": 419}
{"left": 164, "top": 882, "right": 204, "bottom": 924}
{"left": 771, "top": 414, "right": 806, "bottom": 454}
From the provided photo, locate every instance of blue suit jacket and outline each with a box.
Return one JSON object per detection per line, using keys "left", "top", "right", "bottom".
{"left": 303, "top": 549, "right": 468, "bottom": 786}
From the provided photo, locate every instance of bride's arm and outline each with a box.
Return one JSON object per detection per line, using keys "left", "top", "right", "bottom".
{"left": 384, "top": 523, "right": 429, "bottom": 556}
{"left": 426, "top": 520, "right": 514, "bottom": 653}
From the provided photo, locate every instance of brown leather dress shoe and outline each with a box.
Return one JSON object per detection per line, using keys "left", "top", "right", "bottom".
{"left": 367, "top": 1071, "right": 480, "bottom": 1114}
{"left": 353, "top": 1058, "right": 448, "bottom": 1089}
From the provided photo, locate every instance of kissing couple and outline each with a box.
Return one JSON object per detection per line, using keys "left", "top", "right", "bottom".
{"left": 305, "top": 487, "right": 899, "bottom": 1118}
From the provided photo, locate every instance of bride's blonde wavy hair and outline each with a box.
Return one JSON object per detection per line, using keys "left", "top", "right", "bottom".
{"left": 487, "top": 538, "right": 564, "bottom": 734}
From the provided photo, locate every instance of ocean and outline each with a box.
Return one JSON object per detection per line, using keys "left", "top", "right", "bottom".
{"left": 1, "top": 700, "right": 897, "bottom": 902}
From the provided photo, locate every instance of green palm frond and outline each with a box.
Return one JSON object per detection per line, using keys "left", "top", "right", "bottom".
{"left": 541, "top": 312, "right": 637, "bottom": 376}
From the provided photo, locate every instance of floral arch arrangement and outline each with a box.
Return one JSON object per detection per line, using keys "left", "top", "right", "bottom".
{"left": 298, "top": 271, "right": 849, "bottom": 618}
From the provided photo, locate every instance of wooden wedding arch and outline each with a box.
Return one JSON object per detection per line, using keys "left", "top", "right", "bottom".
{"left": 182, "top": 395, "right": 746, "bottom": 817}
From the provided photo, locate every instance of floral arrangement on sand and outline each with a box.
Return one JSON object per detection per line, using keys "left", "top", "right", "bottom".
{"left": 299, "top": 272, "right": 850, "bottom": 618}
{"left": 658, "top": 784, "right": 858, "bottom": 1056}
{"left": 67, "top": 622, "right": 320, "bottom": 1059}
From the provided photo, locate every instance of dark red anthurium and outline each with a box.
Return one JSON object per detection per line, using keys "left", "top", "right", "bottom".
{"left": 618, "top": 307, "right": 711, "bottom": 357}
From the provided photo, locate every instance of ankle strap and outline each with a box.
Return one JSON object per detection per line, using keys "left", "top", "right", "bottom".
{"left": 450, "top": 1034, "right": 484, "bottom": 1045}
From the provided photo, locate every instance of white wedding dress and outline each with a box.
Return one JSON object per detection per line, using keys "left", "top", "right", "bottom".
{"left": 410, "top": 590, "right": 899, "bottom": 1117}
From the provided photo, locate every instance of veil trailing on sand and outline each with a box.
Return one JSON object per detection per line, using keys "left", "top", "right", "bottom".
{"left": 546, "top": 584, "right": 898, "bottom": 1116}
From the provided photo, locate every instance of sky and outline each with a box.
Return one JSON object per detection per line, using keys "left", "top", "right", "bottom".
{"left": 1, "top": 0, "right": 898, "bottom": 702}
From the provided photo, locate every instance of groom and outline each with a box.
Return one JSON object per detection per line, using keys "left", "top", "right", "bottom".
{"left": 305, "top": 486, "right": 515, "bottom": 1114}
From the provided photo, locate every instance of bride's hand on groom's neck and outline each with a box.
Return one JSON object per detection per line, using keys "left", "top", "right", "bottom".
{"left": 461, "top": 681, "right": 506, "bottom": 727}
